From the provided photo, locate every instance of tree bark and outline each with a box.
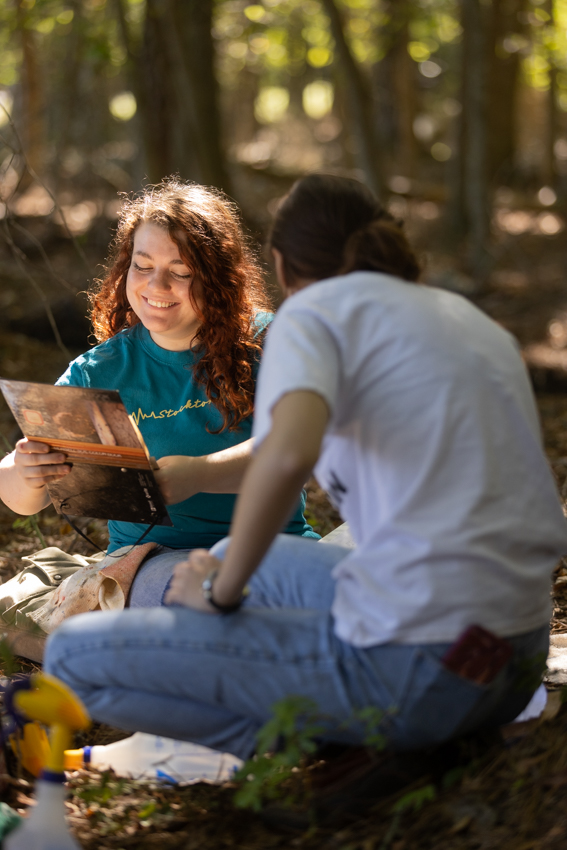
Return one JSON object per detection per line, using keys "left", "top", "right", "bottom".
{"left": 542, "top": 0, "right": 557, "bottom": 187}
{"left": 113, "top": 0, "right": 230, "bottom": 190}
{"left": 464, "top": 0, "right": 490, "bottom": 278}
{"left": 389, "top": 3, "right": 416, "bottom": 180}
{"left": 53, "top": 0, "right": 84, "bottom": 189}
{"left": 487, "top": 0, "right": 524, "bottom": 184}
{"left": 112, "top": 0, "right": 168, "bottom": 182}
{"left": 172, "top": 0, "right": 229, "bottom": 190}
{"left": 15, "top": 0, "right": 44, "bottom": 182}
{"left": 321, "top": 0, "right": 383, "bottom": 197}
{"left": 372, "top": 1, "right": 416, "bottom": 180}
{"left": 459, "top": 0, "right": 491, "bottom": 282}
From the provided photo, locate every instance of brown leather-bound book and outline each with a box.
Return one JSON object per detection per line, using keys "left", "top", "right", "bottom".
{"left": 0, "top": 379, "right": 172, "bottom": 527}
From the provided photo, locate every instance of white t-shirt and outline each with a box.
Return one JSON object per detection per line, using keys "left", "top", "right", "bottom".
{"left": 253, "top": 272, "right": 567, "bottom": 647}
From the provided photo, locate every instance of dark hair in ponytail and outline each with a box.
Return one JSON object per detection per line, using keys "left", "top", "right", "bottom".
{"left": 269, "top": 174, "right": 420, "bottom": 286}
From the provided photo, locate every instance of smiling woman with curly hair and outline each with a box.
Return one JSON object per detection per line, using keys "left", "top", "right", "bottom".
{"left": 0, "top": 178, "right": 317, "bottom": 608}
{"left": 90, "top": 179, "right": 269, "bottom": 433}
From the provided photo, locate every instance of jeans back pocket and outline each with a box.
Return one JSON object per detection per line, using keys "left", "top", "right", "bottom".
{"left": 385, "top": 647, "right": 490, "bottom": 750}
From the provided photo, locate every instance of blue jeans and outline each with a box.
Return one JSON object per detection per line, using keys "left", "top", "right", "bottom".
{"left": 128, "top": 546, "right": 187, "bottom": 608}
{"left": 45, "top": 535, "right": 549, "bottom": 760}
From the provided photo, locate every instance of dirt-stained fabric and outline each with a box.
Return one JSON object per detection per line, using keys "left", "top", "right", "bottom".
{"left": 28, "top": 542, "right": 157, "bottom": 633}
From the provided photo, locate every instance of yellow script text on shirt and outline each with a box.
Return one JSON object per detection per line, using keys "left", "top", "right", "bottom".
{"left": 130, "top": 398, "right": 211, "bottom": 425}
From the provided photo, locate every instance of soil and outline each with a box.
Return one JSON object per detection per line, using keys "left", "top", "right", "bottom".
{"left": 1, "top": 210, "right": 567, "bottom": 847}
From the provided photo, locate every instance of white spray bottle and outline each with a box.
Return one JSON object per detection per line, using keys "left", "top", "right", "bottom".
{"left": 5, "top": 673, "right": 90, "bottom": 850}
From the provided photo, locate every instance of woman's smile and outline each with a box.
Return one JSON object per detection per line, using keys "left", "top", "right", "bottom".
{"left": 126, "top": 222, "right": 203, "bottom": 350}
{"left": 144, "top": 297, "right": 179, "bottom": 309}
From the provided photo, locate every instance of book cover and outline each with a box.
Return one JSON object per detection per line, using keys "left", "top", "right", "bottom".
{"left": 0, "top": 379, "right": 173, "bottom": 527}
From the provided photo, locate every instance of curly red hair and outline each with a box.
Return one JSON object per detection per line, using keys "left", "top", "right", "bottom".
{"left": 90, "top": 179, "right": 271, "bottom": 432}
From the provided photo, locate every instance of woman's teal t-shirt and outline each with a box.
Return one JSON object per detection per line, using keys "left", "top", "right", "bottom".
{"left": 56, "top": 317, "right": 318, "bottom": 552}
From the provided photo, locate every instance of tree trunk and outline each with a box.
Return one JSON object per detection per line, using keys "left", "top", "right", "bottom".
{"left": 113, "top": 0, "right": 230, "bottom": 191}
{"left": 464, "top": 0, "right": 491, "bottom": 279}
{"left": 450, "top": 0, "right": 491, "bottom": 283}
{"left": 139, "top": 0, "right": 171, "bottom": 182}
{"left": 321, "top": 0, "right": 383, "bottom": 198}
{"left": 53, "top": 0, "right": 84, "bottom": 189}
{"left": 113, "top": 0, "right": 169, "bottom": 182}
{"left": 172, "top": 0, "right": 228, "bottom": 190}
{"left": 542, "top": 0, "right": 557, "bottom": 187}
{"left": 387, "top": 1, "right": 416, "bottom": 179}
{"left": 393, "top": 27, "right": 416, "bottom": 179}
{"left": 15, "top": 0, "right": 44, "bottom": 182}
{"left": 487, "top": 0, "right": 524, "bottom": 184}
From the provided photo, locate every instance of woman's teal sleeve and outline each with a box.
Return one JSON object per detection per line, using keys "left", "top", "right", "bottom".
{"left": 55, "top": 360, "right": 87, "bottom": 387}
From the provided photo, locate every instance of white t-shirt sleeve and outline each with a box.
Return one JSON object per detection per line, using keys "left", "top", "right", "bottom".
{"left": 252, "top": 302, "right": 341, "bottom": 446}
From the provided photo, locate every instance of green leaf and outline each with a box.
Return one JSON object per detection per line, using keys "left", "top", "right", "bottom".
{"left": 233, "top": 694, "right": 322, "bottom": 811}
{"left": 138, "top": 799, "right": 157, "bottom": 819}
{"left": 393, "top": 783, "right": 437, "bottom": 814}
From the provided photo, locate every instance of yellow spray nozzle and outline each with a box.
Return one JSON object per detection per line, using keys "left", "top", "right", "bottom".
{"left": 12, "top": 673, "right": 90, "bottom": 774}
{"left": 13, "top": 673, "right": 90, "bottom": 732}
{"left": 9, "top": 721, "right": 50, "bottom": 778}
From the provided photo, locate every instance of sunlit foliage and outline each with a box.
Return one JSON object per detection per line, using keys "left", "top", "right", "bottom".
{"left": 0, "top": 0, "right": 565, "bottom": 194}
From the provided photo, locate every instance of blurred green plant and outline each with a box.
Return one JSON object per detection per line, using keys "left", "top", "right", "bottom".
{"left": 0, "top": 634, "right": 24, "bottom": 676}
{"left": 350, "top": 704, "right": 387, "bottom": 752}
{"left": 75, "top": 771, "right": 127, "bottom": 806}
{"left": 0, "top": 430, "right": 47, "bottom": 549}
{"left": 233, "top": 695, "right": 323, "bottom": 812}
{"left": 394, "top": 782, "right": 437, "bottom": 814}
{"left": 12, "top": 516, "right": 47, "bottom": 549}
{"left": 379, "top": 783, "right": 437, "bottom": 850}
{"left": 233, "top": 695, "right": 390, "bottom": 812}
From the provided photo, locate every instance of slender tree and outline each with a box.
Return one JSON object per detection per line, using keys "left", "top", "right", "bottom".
{"left": 53, "top": 0, "right": 85, "bottom": 191}
{"left": 542, "top": 0, "right": 558, "bottom": 187}
{"left": 487, "top": 0, "right": 525, "bottom": 184}
{"left": 387, "top": 1, "right": 416, "bottom": 180}
{"left": 14, "top": 0, "right": 44, "bottom": 183}
{"left": 445, "top": 0, "right": 491, "bottom": 283}
{"left": 320, "top": 0, "right": 383, "bottom": 197}
{"left": 113, "top": 0, "right": 230, "bottom": 190}
{"left": 113, "top": 0, "right": 169, "bottom": 183}
{"left": 463, "top": 0, "right": 491, "bottom": 280}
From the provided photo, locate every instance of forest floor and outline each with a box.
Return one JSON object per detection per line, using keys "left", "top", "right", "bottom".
{"left": 1, "top": 211, "right": 567, "bottom": 847}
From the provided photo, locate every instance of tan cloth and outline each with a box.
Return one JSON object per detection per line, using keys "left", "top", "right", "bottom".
{"left": 28, "top": 542, "right": 157, "bottom": 634}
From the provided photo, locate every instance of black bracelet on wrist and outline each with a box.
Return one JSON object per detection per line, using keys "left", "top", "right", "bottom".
{"left": 201, "top": 568, "right": 247, "bottom": 614}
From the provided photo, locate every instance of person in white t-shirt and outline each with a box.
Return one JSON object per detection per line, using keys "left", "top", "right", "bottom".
{"left": 45, "top": 175, "right": 567, "bottom": 757}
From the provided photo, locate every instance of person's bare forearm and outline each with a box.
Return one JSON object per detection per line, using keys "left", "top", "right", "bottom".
{"left": 212, "top": 391, "right": 330, "bottom": 606}
{"left": 0, "top": 452, "right": 52, "bottom": 514}
{"left": 155, "top": 439, "right": 254, "bottom": 505}
{"left": 198, "top": 439, "right": 253, "bottom": 493}
{"left": 212, "top": 436, "right": 312, "bottom": 604}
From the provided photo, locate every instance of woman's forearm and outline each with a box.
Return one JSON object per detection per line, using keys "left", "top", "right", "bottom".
{"left": 197, "top": 439, "right": 254, "bottom": 493}
{"left": 155, "top": 439, "right": 254, "bottom": 505}
{"left": 212, "top": 438, "right": 312, "bottom": 604}
{"left": 212, "top": 391, "right": 330, "bottom": 606}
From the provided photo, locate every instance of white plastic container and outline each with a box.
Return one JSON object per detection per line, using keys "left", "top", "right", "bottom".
{"left": 513, "top": 683, "right": 548, "bottom": 723}
{"left": 5, "top": 773, "right": 81, "bottom": 850}
{"left": 65, "top": 732, "right": 243, "bottom": 783}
